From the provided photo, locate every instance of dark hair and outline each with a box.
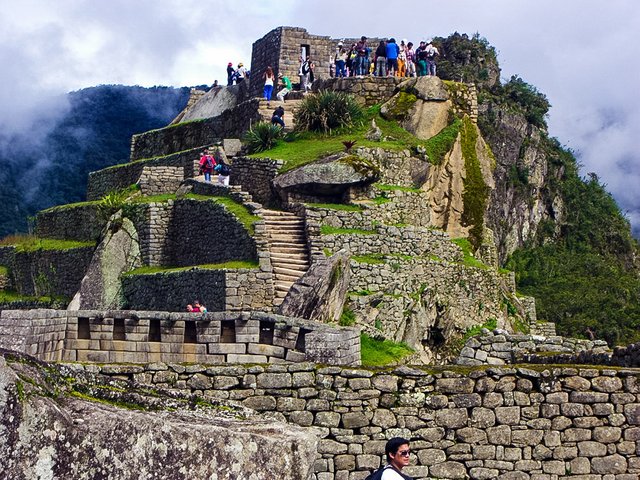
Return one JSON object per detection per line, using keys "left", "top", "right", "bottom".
{"left": 389, "top": 38, "right": 396, "bottom": 43}
{"left": 385, "top": 437, "right": 409, "bottom": 462}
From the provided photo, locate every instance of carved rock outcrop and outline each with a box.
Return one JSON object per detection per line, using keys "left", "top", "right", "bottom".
{"left": 278, "top": 249, "right": 351, "bottom": 323}
{"left": 68, "top": 216, "right": 142, "bottom": 310}
{"left": 0, "top": 351, "right": 318, "bottom": 480}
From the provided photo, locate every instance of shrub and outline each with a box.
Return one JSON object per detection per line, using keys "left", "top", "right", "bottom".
{"left": 294, "top": 90, "right": 364, "bottom": 133}
{"left": 243, "top": 122, "right": 284, "bottom": 153}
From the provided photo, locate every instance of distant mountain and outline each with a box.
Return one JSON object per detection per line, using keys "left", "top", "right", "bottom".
{"left": 0, "top": 85, "right": 191, "bottom": 237}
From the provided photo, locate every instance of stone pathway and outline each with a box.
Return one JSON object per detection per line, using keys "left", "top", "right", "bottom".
{"left": 257, "top": 98, "right": 303, "bottom": 133}
{"left": 261, "top": 209, "right": 310, "bottom": 306}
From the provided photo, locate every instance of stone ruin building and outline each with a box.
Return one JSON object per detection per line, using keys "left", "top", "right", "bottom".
{"left": 1, "top": 26, "right": 640, "bottom": 480}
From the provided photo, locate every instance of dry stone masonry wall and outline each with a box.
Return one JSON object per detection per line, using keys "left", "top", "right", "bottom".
{"left": 230, "top": 156, "right": 284, "bottom": 206}
{"left": 35, "top": 203, "right": 104, "bottom": 242}
{"left": 68, "top": 361, "right": 640, "bottom": 480}
{"left": 138, "top": 166, "right": 184, "bottom": 196}
{"left": 0, "top": 309, "right": 360, "bottom": 366}
{"left": 457, "top": 330, "right": 611, "bottom": 366}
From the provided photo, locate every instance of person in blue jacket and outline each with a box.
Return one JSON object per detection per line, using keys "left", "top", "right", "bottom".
{"left": 386, "top": 38, "right": 400, "bottom": 76}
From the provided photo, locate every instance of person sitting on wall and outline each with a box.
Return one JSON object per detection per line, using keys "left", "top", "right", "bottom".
{"left": 271, "top": 105, "right": 285, "bottom": 128}
{"left": 193, "top": 301, "right": 206, "bottom": 313}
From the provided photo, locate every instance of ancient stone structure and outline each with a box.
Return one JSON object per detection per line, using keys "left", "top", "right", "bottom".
{"left": 0, "top": 309, "right": 360, "bottom": 366}
{"left": 14, "top": 355, "right": 640, "bottom": 480}
{"left": 0, "top": 351, "right": 319, "bottom": 480}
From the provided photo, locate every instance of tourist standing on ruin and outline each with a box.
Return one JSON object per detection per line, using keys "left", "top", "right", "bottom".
{"left": 425, "top": 39, "right": 439, "bottom": 76}
{"left": 263, "top": 66, "right": 275, "bottom": 106}
{"left": 198, "top": 150, "right": 216, "bottom": 182}
{"left": 299, "top": 56, "right": 312, "bottom": 91}
{"left": 355, "top": 36, "right": 370, "bottom": 76}
{"left": 226, "top": 62, "right": 235, "bottom": 85}
{"left": 397, "top": 40, "right": 407, "bottom": 77}
{"left": 276, "top": 73, "right": 292, "bottom": 102}
{"left": 416, "top": 41, "right": 428, "bottom": 76}
{"left": 236, "top": 63, "right": 247, "bottom": 83}
{"left": 375, "top": 40, "right": 387, "bottom": 77}
{"left": 386, "top": 38, "right": 400, "bottom": 76}
{"left": 335, "top": 44, "right": 348, "bottom": 78}
{"left": 405, "top": 42, "right": 416, "bottom": 77}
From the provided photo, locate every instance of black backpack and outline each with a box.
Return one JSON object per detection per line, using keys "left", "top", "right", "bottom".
{"left": 216, "top": 163, "right": 231, "bottom": 176}
{"left": 365, "top": 465, "right": 411, "bottom": 480}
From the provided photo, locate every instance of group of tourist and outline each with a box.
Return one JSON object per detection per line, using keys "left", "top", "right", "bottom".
{"left": 198, "top": 145, "right": 231, "bottom": 186}
{"left": 226, "top": 62, "right": 249, "bottom": 86}
{"left": 186, "top": 301, "right": 207, "bottom": 313}
{"left": 333, "top": 36, "right": 439, "bottom": 78}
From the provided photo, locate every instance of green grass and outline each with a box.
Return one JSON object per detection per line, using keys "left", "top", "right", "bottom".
{"left": 123, "top": 260, "right": 260, "bottom": 276}
{"left": 39, "top": 200, "right": 101, "bottom": 213}
{"left": 352, "top": 255, "right": 385, "bottom": 264}
{"left": 464, "top": 317, "right": 498, "bottom": 340}
{"left": 0, "top": 290, "right": 67, "bottom": 305}
{"left": 249, "top": 104, "right": 457, "bottom": 173}
{"left": 305, "top": 203, "right": 364, "bottom": 212}
{"left": 361, "top": 333, "right": 414, "bottom": 366}
{"left": 131, "top": 194, "right": 176, "bottom": 204}
{"left": 452, "top": 238, "right": 488, "bottom": 269}
{"left": 339, "top": 307, "right": 356, "bottom": 326}
{"left": 0, "top": 235, "right": 95, "bottom": 252}
{"left": 375, "top": 184, "right": 422, "bottom": 193}
{"left": 0, "top": 265, "right": 8, "bottom": 276}
{"left": 372, "top": 195, "right": 391, "bottom": 205}
{"left": 320, "top": 226, "right": 376, "bottom": 235}
{"left": 423, "top": 118, "right": 462, "bottom": 165}
{"left": 210, "top": 197, "right": 260, "bottom": 234}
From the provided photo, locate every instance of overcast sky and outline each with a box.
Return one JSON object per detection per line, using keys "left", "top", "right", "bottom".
{"left": 1, "top": 0, "right": 639, "bottom": 233}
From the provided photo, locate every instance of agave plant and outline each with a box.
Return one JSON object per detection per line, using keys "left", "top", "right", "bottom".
{"left": 243, "top": 122, "right": 284, "bottom": 153}
{"left": 294, "top": 90, "right": 364, "bottom": 133}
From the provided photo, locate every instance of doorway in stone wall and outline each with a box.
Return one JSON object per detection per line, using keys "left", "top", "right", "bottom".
{"left": 300, "top": 44, "right": 310, "bottom": 61}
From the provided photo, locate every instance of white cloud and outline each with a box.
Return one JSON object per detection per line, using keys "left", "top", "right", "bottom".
{"left": 0, "top": 0, "right": 638, "bottom": 232}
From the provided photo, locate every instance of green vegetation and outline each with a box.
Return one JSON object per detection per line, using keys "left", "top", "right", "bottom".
{"left": 131, "top": 193, "right": 176, "bottom": 204}
{"left": 0, "top": 235, "right": 95, "bottom": 252}
{"left": 0, "top": 265, "right": 8, "bottom": 276}
{"left": 382, "top": 91, "right": 418, "bottom": 119}
{"left": 361, "top": 333, "right": 414, "bottom": 366}
{"left": 123, "top": 260, "right": 259, "bottom": 276}
{"left": 375, "top": 184, "right": 422, "bottom": 193}
{"left": 243, "top": 122, "right": 285, "bottom": 153}
{"left": 351, "top": 255, "right": 385, "bottom": 264}
{"left": 294, "top": 90, "right": 364, "bottom": 133}
{"left": 459, "top": 116, "right": 490, "bottom": 249}
{"left": 422, "top": 118, "right": 462, "bottom": 165}
{"left": 435, "top": 32, "right": 499, "bottom": 86}
{"left": 339, "top": 307, "right": 356, "bottom": 326}
{"left": 451, "top": 238, "right": 488, "bottom": 269}
{"left": 40, "top": 200, "right": 101, "bottom": 213}
{"left": 0, "top": 290, "right": 68, "bottom": 306}
{"left": 98, "top": 185, "right": 140, "bottom": 219}
{"left": 464, "top": 317, "right": 497, "bottom": 340}
{"left": 320, "top": 226, "right": 376, "bottom": 235}
{"left": 305, "top": 203, "right": 364, "bottom": 212}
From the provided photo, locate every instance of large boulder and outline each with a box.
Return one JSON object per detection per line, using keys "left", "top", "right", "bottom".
{"left": 179, "top": 83, "right": 246, "bottom": 122}
{"left": 278, "top": 250, "right": 351, "bottom": 323}
{"left": 272, "top": 153, "right": 380, "bottom": 202}
{"left": 68, "top": 215, "right": 142, "bottom": 310}
{"left": 0, "top": 350, "right": 319, "bottom": 480}
{"left": 381, "top": 76, "right": 452, "bottom": 140}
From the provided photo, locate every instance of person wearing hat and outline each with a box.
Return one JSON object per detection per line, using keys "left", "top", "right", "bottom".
{"left": 226, "top": 62, "right": 235, "bottom": 86}
{"left": 276, "top": 72, "right": 292, "bottom": 102}
{"left": 236, "top": 62, "right": 247, "bottom": 84}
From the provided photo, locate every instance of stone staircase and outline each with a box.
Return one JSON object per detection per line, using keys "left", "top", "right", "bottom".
{"left": 262, "top": 209, "right": 310, "bottom": 306}
{"left": 257, "top": 98, "right": 303, "bottom": 133}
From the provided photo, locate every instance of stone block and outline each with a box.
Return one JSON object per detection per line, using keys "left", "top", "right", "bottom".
{"left": 247, "top": 343, "right": 285, "bottom": 358}
{"left": 227, "top": 354, "right": 268, "bottom": 363}
{"left": 208, "top": 343, "right": 247, "bottom": 354}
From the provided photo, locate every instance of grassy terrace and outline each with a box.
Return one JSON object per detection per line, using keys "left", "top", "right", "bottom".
{"left": 123, "top": 260, "right": 259, "bottom": 276}
{"left": 249, "top": 105, "right": 461, "bottom": 173}
{"left": 0, "top": 235, "right": 95, "bottom": 253}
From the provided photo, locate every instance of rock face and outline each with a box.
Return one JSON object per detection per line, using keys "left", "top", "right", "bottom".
{"left": 381, "top": 77, "right": 452, "bottom": 140}
{"left": 179, "top": 84, "right": 244, "bottom": 122}
{"left": 0, "top": 350, "right": 318, "bottom": 480}
{"left": 272, "top": 153, "right": 379, "bottom": 202}
{"left": 278, "top": 250, "right": 351, "bottom": 323}
{"left": 68, "top": 216, "right": 142, "bottom": 310}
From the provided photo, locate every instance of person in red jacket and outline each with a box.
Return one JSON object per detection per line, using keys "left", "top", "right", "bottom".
{"left": 198, "top": 150, "right": 216, "bottom": 182}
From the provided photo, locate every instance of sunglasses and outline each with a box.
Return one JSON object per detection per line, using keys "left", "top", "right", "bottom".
{"left": 397, "top": 450, "right": 411, "bottom": 457}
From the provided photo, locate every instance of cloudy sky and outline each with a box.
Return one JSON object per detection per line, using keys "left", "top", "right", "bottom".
{"left": 1, "top": 0, "right": 639, "bottom": 233}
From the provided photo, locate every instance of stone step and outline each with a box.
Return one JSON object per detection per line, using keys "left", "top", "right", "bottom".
{"left": 273, "top": 265, "right": 307, "bottom": 277}
{"left": 270, "top": 256, "right": 309, "bottom": 267}
{"left": 269, "top": 245, "right": 308, "bottom": 253}
{"left": 269, "top": 234, "right": 306, "bottom": 242}
{"left": 274, "top": 272, "right": 301, "bottom": 282}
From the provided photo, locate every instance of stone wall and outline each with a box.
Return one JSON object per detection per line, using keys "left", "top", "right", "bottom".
{"left": 0, "top": 309, "right": 68, "bottom": 361}
{"left": 121, "top": 267, "right": 274, "bottom": 313}
{"left": 457, "top": 330, "right": 611, "bottom": 366}
{"left": 313, "top": 77, "right": 402, "bottom": 107}
{"left": 230, "top": 156, "right": 283, "bottom": 206}
{"left": 129, "top": 97, "right": 260, "bottom": 161}
{"left": 124, "top": 198, "right": 259, "bottom": 268}
{"left": 87, "top": 146, "right": 203, "bottom": 201}
{"left": 8, "top": 246, "right": 95, "bottom": 298}
{"left": 308, "top": 225, "right": 462, "bottom": 262}
{"left": 70, "top": 362, "right": 640, "bottom": 480}
{"left": 138, "top": 166, "right": 184, "bottom": 196}
{"left": 0, "top": 309, "right": 360, "bottom": 366}
{"left": 35, "top": 203, "right": 104, "bottom": 242}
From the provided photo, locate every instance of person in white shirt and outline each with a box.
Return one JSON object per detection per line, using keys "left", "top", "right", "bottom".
{"left": 380, "top": 437, "right": 413, "bottom": 480}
